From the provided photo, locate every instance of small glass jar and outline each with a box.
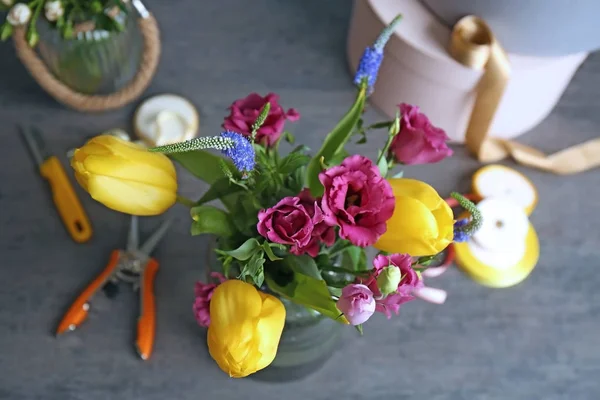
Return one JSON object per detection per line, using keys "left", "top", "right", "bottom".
{"left": 36, "top": 8, "right": 142, "bottom": 95}
{"left": 205, "top": 237, "right": 343, "bottom": 382}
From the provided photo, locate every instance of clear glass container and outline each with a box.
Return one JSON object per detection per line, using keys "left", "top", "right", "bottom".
{"left": 36, "top": 9, "right": 143, "bottom": 95}
{"left": 205, "top": 237, "right": 343, "bottom": 382}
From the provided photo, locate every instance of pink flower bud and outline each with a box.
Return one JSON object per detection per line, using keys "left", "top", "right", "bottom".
{"left": 336, "top": 284, "right": 376, "bottom": 326}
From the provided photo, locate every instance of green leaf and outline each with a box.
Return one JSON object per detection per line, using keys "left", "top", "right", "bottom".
{"left": 305, "top": 86, "right": 367, "bottom": 197}
{"left": 0, "top": 23, "right": 13, "bottom": 41}
{"left": 283, "top": 131, "right": 295, "bottom": 144}
{"left": 377, "top": 154, "right": 389, "bottom": 177}
{"left": 239, "top": 250, "right": 265, "bottom": 287}
{"left": 196, "top": 177, "right": 245, "bottom": 207}
{"left": 217, "top": 238, "right": 261, "bottom": 261}
{"left": 265, "top": 273, "right": 348, "bottom": 323}
{"left": 328, "top": 286, "right": 343, "bottom": 297}
{"left": 328, "top": 148, "right": 350, "bottom": 166}
{"left": 342, "top": 246, "right": 368, "bottom": 271}
{"left": 262, "top": 242, "right": 283, "bottom": 261}
{"left": 190, "top": 206, "right": 236, "bottom": 238}
{"left": 279, "top": 152, "right": 311, "bottom": 175}
{"left": 392, "top": 170, "right": 404, "bottom": 178}
{"left": 283, "top": 255, "right": 323, "bottom": 280}
{"left": 170, "top": 150, "right": 234, "bottom": 185}
{"left": 355, "top": 324, "right": 364, "bottom": 335}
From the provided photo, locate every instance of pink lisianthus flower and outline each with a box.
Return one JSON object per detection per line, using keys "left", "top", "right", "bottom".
{"left": 193, "top": 272, "right": 227, "bottom": 327}
{"left": 319, "top": 155, "right": 395, "bottom": 247}
{"left": 297, "top": 188, "right": 336, "bottom": 255}
{"left": 336, "top": 284, "right": 376, "bottom": 325}
{"left": 389, "top": 103, "right": 453, "bottom": 165}
{"left": 222, "top": 92, "right": 300, "bottom": 147}
{"left": 257, "top": 196, "right": 324, "bottom": 256}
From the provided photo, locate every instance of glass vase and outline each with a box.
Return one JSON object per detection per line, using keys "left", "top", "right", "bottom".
{"left": 205, "top": 237, "right": 343, "bottom": 382}
{"left": 35, "top": 9, "right": 143, "bottom": 95}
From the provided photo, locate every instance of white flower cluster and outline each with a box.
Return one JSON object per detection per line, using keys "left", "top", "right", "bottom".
{"left": 44, "top": 1, "right": 64, "bottom": 22}
{"left": 6, "top": 3, "right": 31, "bottom": 26}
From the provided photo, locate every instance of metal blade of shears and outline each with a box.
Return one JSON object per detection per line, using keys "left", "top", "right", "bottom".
{"left": 139, "top": 218, "right": 173, "bottom": 256}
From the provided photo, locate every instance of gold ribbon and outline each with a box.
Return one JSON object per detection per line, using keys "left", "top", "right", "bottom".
{"left": 450, "top": 16, "right": 600, "bottom": 175}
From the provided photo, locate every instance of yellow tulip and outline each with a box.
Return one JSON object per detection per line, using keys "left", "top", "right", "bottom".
{"left": 71, "top": 135, "right": 177, "bottom": 216}
{"left": 375, "top": 178, "right": 453, "bottom": 256}
{"left": 207, "top": 280, "right": 286, "bottom": 378}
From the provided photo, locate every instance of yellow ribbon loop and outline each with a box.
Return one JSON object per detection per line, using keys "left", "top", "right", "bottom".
{"left": 450, "top": 16, "right": 600, "bottom": 175}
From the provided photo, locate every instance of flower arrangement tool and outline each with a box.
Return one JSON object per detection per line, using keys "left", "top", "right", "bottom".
{"left": 20, "top": 125, "right": 92, "bottom": 243}
{"left": 56, "top": 215, "right": 172, "bottom": 361}
{"left": 68, "top": 15, "right": 486, "bottom": 378}
{"left": 2, "top": 0, "right": 160, "bottom": 112}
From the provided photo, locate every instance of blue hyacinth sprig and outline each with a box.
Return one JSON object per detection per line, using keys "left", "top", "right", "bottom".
{"left": 353, "top": 14, "right": 402, "bottom": 94}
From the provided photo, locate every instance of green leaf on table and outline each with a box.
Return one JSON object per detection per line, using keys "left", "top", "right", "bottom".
{"left": 239, "top": 250, "right": 265, "bottom": 287}
{"left": 305, "top": 86, "right": 367, "bottom": 197}
{"left": 196, "top": 176, "right": 245, "bottom": 206}
{"left": 216, "top": 238, "right": 261, "bottom": 261}
{"left": 265, "top": 272, "right": 348, "bottom": 323}
{"left": 190, "top": 205, "right": 236, "bottom": 238}
{"left": 283, "top": 255, "right": 323, "bottom": 280}
{"left": 342, "top": 246, "right": 368, "bottom": 271}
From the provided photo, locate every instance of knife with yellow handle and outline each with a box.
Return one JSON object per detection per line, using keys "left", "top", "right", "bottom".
{"left": 20, "top": 126, "right": 93, "bottom": 243}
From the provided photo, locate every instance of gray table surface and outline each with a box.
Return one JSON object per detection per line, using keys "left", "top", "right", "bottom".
{"left": 1, "top": 1, "right": 600, "bottom": 399}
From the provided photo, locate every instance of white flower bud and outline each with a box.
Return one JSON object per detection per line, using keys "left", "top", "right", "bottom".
{"left": 1, "top": 0, "right": 15, "bottom": 8}
{"left": 44, "top": 1, "right": 64, "bottom": 22}
{"left": 7, "top": 3, "right": 31, "bottom": 26}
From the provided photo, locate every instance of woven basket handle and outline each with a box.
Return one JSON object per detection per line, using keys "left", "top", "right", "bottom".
{"left": 12, "top": 3, "right": 160, "bottom": 113}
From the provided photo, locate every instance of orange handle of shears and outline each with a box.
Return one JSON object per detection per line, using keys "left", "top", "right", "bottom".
{"left": 40, "top": 156, "right": 92, "bottom": 243}
{"left": 56, "top": 250, "right": 121, "bottom": 335}
{"left": 136, "top": 258, "right": 159, "bottom": 360}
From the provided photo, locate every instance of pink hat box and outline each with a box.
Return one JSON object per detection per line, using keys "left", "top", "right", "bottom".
{"left": 346, "top": 0, "right": 588, "bottom": 143}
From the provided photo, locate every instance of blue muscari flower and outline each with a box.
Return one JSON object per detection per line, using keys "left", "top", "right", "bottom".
{"left": 453, "top": 219, "right": 471, "bottom": 243}
{"left": 220, "top": 130, "right": 255, "bottom": 172}
{"left": 353, "top": 14, "right": 402, "bottom": 93}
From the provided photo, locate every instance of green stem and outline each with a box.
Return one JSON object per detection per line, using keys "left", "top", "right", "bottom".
{"left": 376, "top": 134, "right": 395, "bottom": 167}
{"left": 176, "top": 195, "right": 196, "bottom": 208}
{"left": 320, "top": 265, "right": 369, "bottom": 276}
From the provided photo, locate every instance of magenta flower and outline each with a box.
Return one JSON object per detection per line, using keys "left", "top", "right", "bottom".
{"left": 336, "top": 284, "right": 376, "bottom": 325}
{"left": 319, "top": 155, "right": 395, "bottom": 247}
{"left": 296, "top": 188, "right": 336, "bottom": 255}
{"left": 257, "top": 196, "right": 323, "bottom": 256}
{"left": 390, "top": 103, "right": 453, "bottom": 165}
{"left": 193, "top": 272, "right": 227, "bottom": 327}
{"left": 363, "top": 254, "right": 424, "bottom": 318}
{"left": 222, "top": 92, "right": 300, "bottom": 147}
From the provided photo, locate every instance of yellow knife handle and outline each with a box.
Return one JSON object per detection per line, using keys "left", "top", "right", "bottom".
{"left": 39, "top": 156, "right": 93, "bottom": 243}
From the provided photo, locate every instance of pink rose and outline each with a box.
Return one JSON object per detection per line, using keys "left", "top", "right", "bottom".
{"left": 364, "top": 254, "right": 424, "bottom": 318}
{"left": 193, "top": 272, "right": 227, "bottom": 327}
{"left": 336, "top": 284, "right": 376, "bottom": 325}
{"left": 390, "top": 103, "right": 453, "bottom": 165}
{"left": 297, "top": 189, "right": 336, "bottom": 256}
{"left": 257, "top": 196, "right": 323, "bottom": 255}
{"left": 222, "top": 92, "right": 300, "bottom": 147}
{"left": 319, "top": 155, "right": 395, "bottom": 247}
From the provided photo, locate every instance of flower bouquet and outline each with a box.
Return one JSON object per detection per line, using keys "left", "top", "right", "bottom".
{"left": 70, "top": 15, "right": 482, "bottom": 378}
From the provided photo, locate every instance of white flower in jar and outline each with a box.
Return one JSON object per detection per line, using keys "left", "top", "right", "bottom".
{"left": 44, "top": 1, "right": 64, "bottom": 22}
{"left": 7, "top": 3, "right": 31, "bottom": 26}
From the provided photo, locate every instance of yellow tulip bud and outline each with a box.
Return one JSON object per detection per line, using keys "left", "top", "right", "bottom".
{"left": 71, "top": 135, "right": 177, "bottom": 216}
{"left": 375, "top": 178, "right": 453, "bottom": 256}
{"left": 207, "top": 280, "right": 286, "bottom": 378}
